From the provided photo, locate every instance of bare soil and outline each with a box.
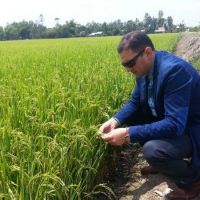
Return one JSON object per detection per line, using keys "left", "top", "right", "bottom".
{"left": 105, "top": 32, "right": 200, "bottom": 200}
{"left": 175, "top": 32, "right": 200, "bottom": 62}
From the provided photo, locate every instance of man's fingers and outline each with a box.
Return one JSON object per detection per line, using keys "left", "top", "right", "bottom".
{"left": 101, "top": 133, "right": 113, "bottom": 142}
{"left": 99, "top": 128, "right": 104, "bottom": 133}
{"left": 99, "top": 126, "right": 110, "bottom": 134}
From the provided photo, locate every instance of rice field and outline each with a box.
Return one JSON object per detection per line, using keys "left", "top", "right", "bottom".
{"left": 0, "top": 33, "right": 179, "bottom": 200}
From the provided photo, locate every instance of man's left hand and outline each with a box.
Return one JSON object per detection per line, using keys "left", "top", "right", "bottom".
{"left": 101, "top": 128, "right": 129, "bottom": 146}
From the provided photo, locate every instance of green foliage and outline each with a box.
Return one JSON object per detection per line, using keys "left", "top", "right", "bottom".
{"left": 0, "top": 34, "right": 179, "bottom": 199}
{"left": 193, "top": 57, "right": 200, "bottom": 73}
{"left": 0, "top": 11, "right": 183, "bottom": 40}
{"left": 190, "top": 25, "right": 200, "bottom": 32}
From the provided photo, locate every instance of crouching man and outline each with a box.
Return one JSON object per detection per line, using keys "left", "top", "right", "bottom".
{"left": 100, "top": 31, "right": 200, "bottom": 200}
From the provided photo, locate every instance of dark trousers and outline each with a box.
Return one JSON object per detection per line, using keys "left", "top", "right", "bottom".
{"left": 142, "top": 134, "right": 200, "bottom": 189}
{"left": 126, "top": 113, "right": 200, "bottom": 189}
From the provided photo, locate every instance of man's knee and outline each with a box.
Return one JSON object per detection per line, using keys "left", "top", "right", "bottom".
{"left": 143, "top": 140, "right": 167, "bottom": 163}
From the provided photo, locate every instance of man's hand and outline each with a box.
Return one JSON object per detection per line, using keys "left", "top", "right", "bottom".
{"left": 99, "top": 118, "right": 119, "bottom": 133}
{"left": 101, "top": 128, "right": 129, "bottom": 146}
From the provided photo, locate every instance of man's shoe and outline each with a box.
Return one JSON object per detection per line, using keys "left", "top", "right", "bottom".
{"left": 140, "top": 165, "right": 159, "bottom": 175}
{"left": 166, "top": 179, "right": 200, "bottom": 200}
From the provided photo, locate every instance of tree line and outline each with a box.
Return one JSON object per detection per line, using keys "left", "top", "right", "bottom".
{"left": 0, "top": 10, "right": 196, "bottom": 41}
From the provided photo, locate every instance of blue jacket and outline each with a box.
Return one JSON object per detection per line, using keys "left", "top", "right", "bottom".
{"left": 114, "top": 51, "right": 200, "bottom": 168}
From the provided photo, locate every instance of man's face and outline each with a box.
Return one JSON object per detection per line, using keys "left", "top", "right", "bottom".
{"left": 119, "top": 47, "right": 153, "bottom": 77}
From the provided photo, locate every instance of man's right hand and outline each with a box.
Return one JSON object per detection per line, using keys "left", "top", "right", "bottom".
{"left": 99, "top": 118, "right": 119, "bottom": 134}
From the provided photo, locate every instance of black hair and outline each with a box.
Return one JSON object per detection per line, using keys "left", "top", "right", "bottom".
{"left": 117, "top": 31, "right": 155, "bottom": 53}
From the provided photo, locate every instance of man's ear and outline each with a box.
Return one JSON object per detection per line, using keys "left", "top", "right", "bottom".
{"left": 144, "top": 47, "right": 153, "bottom": 57}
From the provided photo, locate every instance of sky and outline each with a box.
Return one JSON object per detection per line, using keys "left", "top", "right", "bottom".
{"left": 0, "top": 0, "right": 200, "bottom": 28}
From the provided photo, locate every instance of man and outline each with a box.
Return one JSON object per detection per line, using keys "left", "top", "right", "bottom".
{"left": 99, "top": 31, "right": 200, "bottom": 200}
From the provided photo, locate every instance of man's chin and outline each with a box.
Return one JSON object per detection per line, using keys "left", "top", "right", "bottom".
{"left": 135, "top": 72, "right": 147, "bottom": 77}
{"left": 135, "top": 74, "right": 143, "bottom": 78}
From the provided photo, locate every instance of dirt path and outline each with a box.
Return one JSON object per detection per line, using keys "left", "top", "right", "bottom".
{"left": 175, "top": 32, "right": 200, "bottom": 62}
{"left": 108, "top": 32, "right": 200, "bottom": 200}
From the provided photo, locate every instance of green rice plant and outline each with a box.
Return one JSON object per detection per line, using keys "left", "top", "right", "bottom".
{"left": 193, "top": 57, "right": 200, "bottom": 72}
{"left": 0, "top": 33, "right": 179, "bottom": 199}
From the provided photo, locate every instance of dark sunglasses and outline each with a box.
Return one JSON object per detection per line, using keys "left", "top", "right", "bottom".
{"left": 121, "top": 49, "right": 145, "bottom": 68}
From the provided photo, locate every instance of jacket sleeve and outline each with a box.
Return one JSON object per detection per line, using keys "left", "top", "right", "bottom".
{"left": 113, "top": 84, "right": 140, "bottom": 125}
{"left": 128, "top": 66, "right": 193, "bottom": 143}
